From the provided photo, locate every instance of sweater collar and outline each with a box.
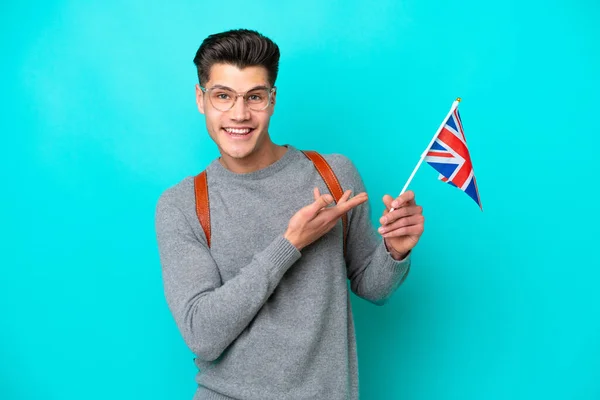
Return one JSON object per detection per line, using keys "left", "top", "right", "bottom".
{"left": 207, "top": 145, "right": 302, "bottom": 180}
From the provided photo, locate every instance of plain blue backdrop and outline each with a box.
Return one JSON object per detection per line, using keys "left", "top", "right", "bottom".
{"left": 1, "top": 1, "right": 599, "bottom": 399}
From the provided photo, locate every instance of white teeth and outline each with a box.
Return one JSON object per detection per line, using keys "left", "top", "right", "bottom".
{"left": 225, "top": 128, "right": 251, "bottom": 134}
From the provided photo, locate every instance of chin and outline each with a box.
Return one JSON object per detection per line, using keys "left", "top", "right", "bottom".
{"left": 220, "top": 144, "right": 257, "bottom": 160}
{"left": 227, "top": 150, "right": 254, "bottom": 160}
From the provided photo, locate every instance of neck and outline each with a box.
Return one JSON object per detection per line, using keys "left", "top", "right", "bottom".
{"left": 219, "top": 141, "right": 287, "bottom": 174}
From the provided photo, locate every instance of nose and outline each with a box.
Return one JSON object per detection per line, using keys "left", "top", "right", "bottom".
{"left": 230, "top": 94, "right": 250, "bottom": 121}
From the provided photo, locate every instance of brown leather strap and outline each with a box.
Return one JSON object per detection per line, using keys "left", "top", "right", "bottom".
{"left": 194, "top": 170, "right": 211, "bottom": 248}
{"left": 301, "top": 150, "right": 348, "bottom": 256}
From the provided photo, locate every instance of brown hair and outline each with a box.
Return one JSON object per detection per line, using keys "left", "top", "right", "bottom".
{"left": 193, "top": 29, "right": 280, "bottom": 87}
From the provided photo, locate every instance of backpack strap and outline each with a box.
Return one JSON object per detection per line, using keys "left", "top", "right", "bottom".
{"left": 301, "top": 150, "right": 348, "bottom": 257}
{"left": 194, "top": 150, "right": 348, "bottom": 255}
{"left": 194, "top": 170, "right": 211, "bottom": 248}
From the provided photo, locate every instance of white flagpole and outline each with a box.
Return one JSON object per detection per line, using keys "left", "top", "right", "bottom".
{"left": 388, "top": 97, "right": 462, "bottom": 213}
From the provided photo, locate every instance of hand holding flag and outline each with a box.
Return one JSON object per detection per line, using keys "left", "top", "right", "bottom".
{"left": 379, "top": 98, "right": 482, "bottom": 258}
{"left": 378, "top": 190, "right": 424, "bottom": 260}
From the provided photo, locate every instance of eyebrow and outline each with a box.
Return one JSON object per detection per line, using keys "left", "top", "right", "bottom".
{"left": 210, "top": 84, "right": 270, "bottom": 91}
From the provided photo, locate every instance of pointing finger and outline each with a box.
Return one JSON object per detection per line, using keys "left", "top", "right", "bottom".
{"left": 333, "top": 192, "right": 368, "bottom": 215}
{"left": 308, "top": 194, "right": 334, "bottom": 215}
{"left": 338, "top": 189, "right": 353, "bottom": 204}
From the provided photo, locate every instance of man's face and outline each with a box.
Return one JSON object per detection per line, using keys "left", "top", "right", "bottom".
{"left": 196, "top": 63, "right": 276, "bottom": 164}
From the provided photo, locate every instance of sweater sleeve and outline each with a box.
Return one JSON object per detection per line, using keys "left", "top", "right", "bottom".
{"left": 338, "top": 157, "right": 411, "bottom": 305}
{"left": 155, "top": 194, "right": 301, "bottom": 361}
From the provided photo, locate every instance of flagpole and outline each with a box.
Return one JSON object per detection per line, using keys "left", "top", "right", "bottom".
{"left": 388, "top": 97, "right": 462, "bottom": 213}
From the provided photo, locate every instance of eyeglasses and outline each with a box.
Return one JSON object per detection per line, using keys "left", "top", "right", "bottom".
{"left": 199, "top": 85, "right": 276, "bottom": 112}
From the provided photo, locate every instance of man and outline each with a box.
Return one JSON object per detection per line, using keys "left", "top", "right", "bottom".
{"left": 155, "top": 29, "right": 424, "bottom": 400}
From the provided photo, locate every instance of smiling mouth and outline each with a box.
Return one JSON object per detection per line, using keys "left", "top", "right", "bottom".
{"left": 223, "top": 127, "right": 254, "bottom": 136}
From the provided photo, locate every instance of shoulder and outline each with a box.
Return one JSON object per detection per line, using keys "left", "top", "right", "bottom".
{"left": 154, "top": 174, "right": 208, "bottom": 243}
{"left": 296, "top": 149, "right": 366, "bottom": 192}
{"left": 156, "top": 175, "right": 196, "bottom": 217}
{"left": 319, "top": 152, "right": 363, "bottom": 188}
{"left": 321, "top": 152, "right": 356, "bottom": 170}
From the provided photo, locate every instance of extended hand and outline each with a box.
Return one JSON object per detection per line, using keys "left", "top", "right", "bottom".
{"left": 284, "top": 188, "right": 368, "bottom": 251}
{"left": 378, "top": 190, "right": 424, "bottom": 259}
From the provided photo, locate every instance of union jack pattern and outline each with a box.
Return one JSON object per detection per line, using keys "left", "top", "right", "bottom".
{"left": 424, "top": 108, "right": 482, "bottom": 209}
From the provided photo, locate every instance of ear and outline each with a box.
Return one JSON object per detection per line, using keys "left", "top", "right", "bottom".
{"left": 195, "top": 84, "right": 205, "bottom": 114}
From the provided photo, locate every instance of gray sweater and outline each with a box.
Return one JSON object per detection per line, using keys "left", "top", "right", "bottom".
{"left": 155, "top": 146, "right": 411, "bottom": 400}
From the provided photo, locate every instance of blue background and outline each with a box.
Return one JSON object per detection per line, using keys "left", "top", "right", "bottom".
{"left": 2, "top": 1, "right": 599, "bottom": 399}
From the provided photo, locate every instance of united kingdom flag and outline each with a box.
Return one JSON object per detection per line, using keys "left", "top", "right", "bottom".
{"left": 424, "top": 107, "right": 482, "bottom": 209}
